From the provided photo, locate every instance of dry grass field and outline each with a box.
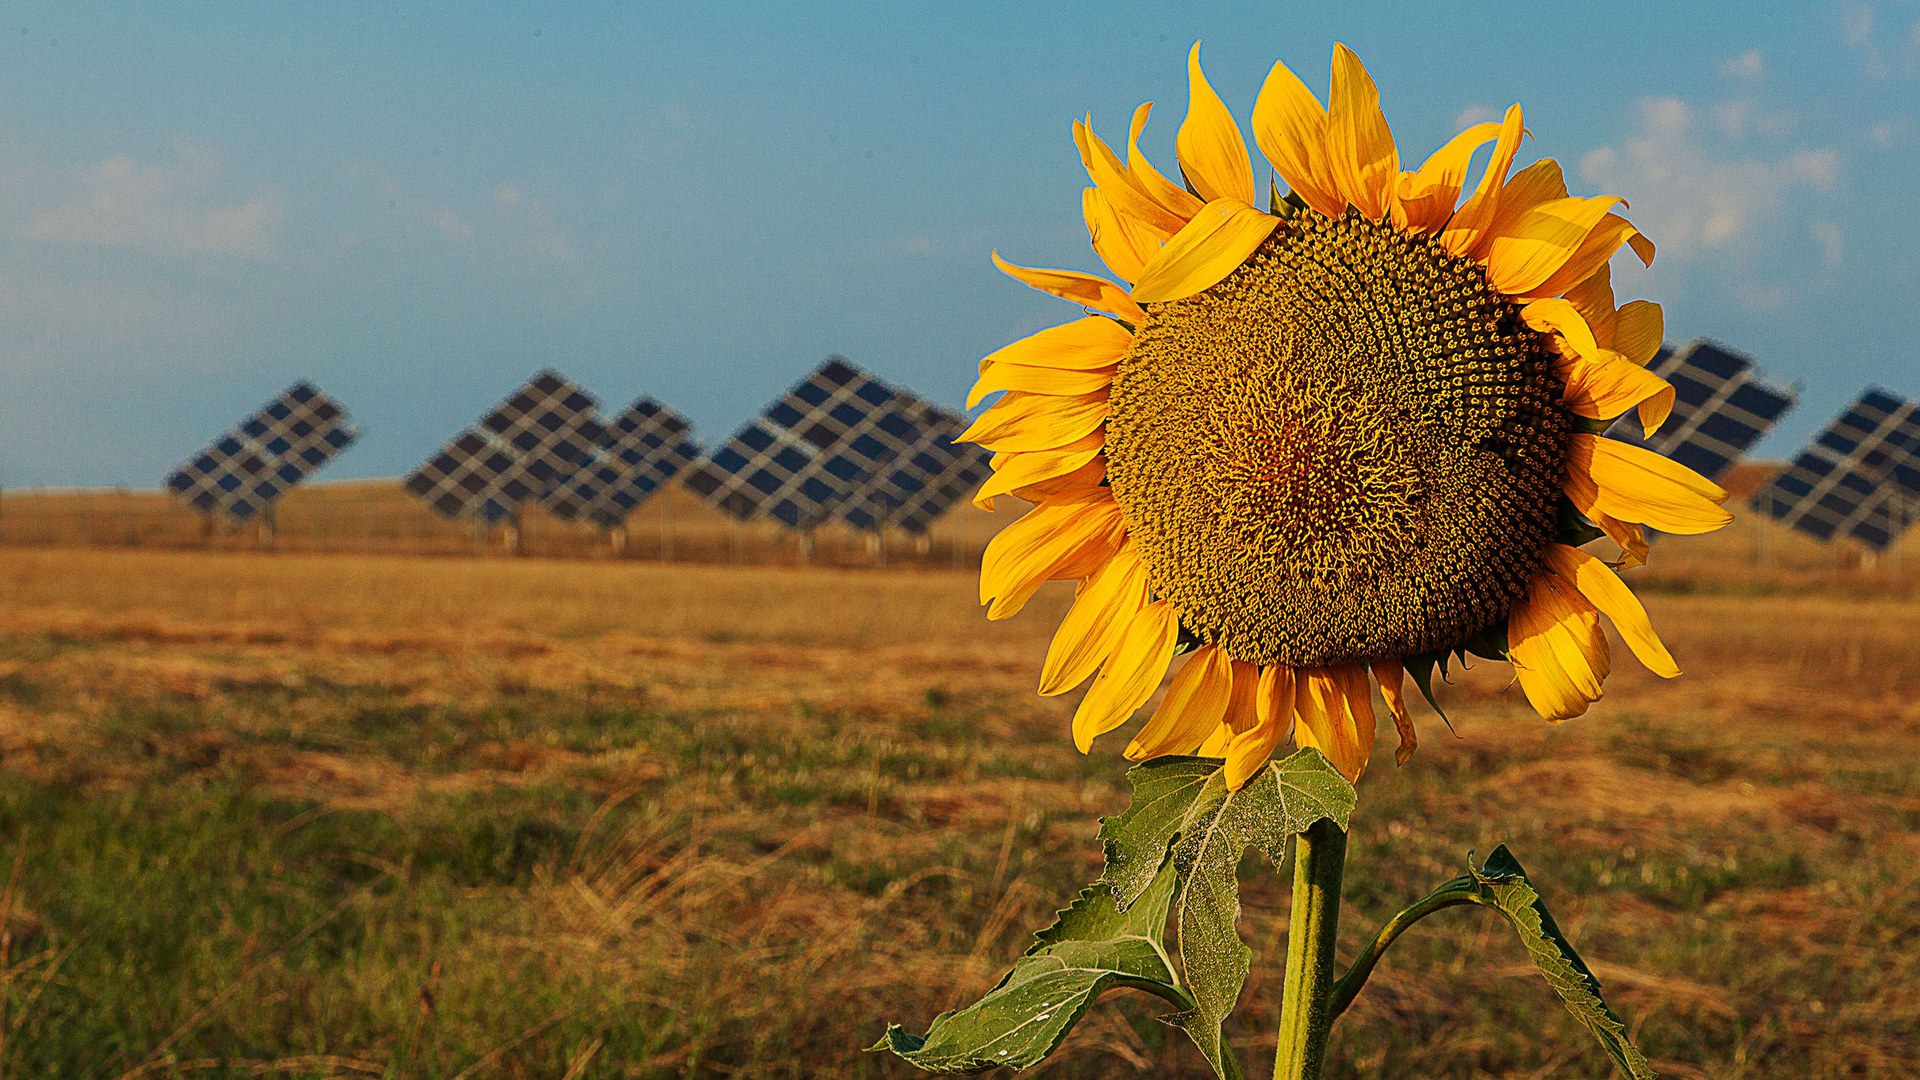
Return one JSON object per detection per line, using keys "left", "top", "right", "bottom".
{"left": 0, "top": 538, "right": 1916, "bottom": 1077}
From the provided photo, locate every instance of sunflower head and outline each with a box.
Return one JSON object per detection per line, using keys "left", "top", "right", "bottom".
{"left": 964, "top": 43, "right": 1733, "bottom": 788}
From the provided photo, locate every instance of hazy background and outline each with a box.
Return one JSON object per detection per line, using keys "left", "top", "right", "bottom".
{"left": 0, "top": 1, "right": 1912, "bottom": 486}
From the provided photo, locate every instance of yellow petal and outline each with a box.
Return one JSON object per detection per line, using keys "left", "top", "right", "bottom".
{"left": 1564, "top": 264, "right": 1617, "bottom": 336}
{"left": 1522, "top": 297, "right": 1601, "bottom": 361}
{"left": 1291, "top": 667, "right": 1374, "bottom": 783}
{"left": 1557, "top": 354, "right": 1676, "bottom": 434}
{"left": 1522, "top": 212, "right": 1644, "bottom": 301}
{"left": 992, "top": 251, "right": 1146, "bottom": 323}
{"left": 1127, "top": 644, "right": 1234, "bottom": 760}
{"left": 1484, "top": 159, "right": 1569, "bottom": 242}
{"left": 1370, "top": 659, "right": 1417, "bottom": 766}
{"left": 1082, "top": 187, "right": 1163, "bottom": 283}
{"left": 969, "top": 358, "right": 1115, "bottom": 410}
{"left": 1393, "top": 120, "right": 1500, "bottom": 232}
{"left": 1251, "top": 56, "right": 1344, "bottom": 218}
{"left": 1128, "top": 102, "right": 1207, "bottom": 221}
{"left": 1225, "top": 665, "right": 1295, "bottom": 789}
{"left": 1196, "top": 721, "right": 1233, "bottom": 758}
{"left": 1129, "top": 198, "right": 1279, "bottom": 304}
{"left": 1040, "top": 545, "right": 1149, "bottom": 695}
{"left": 1593, "top": 511, "right": 1650, "bottom": 569}
{"left": 1508, "top": 572, "right": 1609, "bottom": 721}
{"left": 973, "top": 436, "right": 1104, "bottom": 510}
{"left": 1325, "top": 43, "right": 1398, "bottom": 221}
{"left": 1223, "top": 659, "right": 1261, "bottom": 734}
{"left": 957, "top": 390, "right": 1109, "bottom": 453}
{"left": 1072, "top": 600, "right": 1180, "bottom": 752}
{"left": 1566, "top": 434, "right": 1733, "bottom": 536}
{"left": 1075, "top": 119, "right": 1188, "bottom": 237}
{"left": 979, "top": 496, "right": 1125, "bottom": 620}
{"left": 1485, "top": 195, "right": 1625, "bottom": 296}
{"left": 1176, "top": 43, "right": 1256, "bottom": 205}
{"left": 1440, "top": 103, "right": 1525, "bottom": 257}
{"left": 978, "top": 316, "right": 1133, "bottom": 378}
{"left": 1627, "top": 228, "right": 1656, "bottom": 266}
{"left": 1545, "top": 543, "right": 1680, "bottom": 679}
{"left": 1013, "top": 453, "right": 1107, "bottom": 505}
{"left": 1610, "top": 300, "right": 1664, "bottom": 367}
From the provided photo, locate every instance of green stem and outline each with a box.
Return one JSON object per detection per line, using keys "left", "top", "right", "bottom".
{"left": 1327, "top": 884, "right": 1481, "bottom": 1020}
{"left": 1272, "top": 817, "right": 1348, "bottom": 1080}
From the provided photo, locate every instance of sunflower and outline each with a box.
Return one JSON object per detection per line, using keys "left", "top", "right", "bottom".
{"left": 961, "top": 43, "right": 1733, "bottom": 789}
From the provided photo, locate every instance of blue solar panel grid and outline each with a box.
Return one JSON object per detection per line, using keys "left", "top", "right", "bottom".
{"left": 1607, "top": 340, "right": 1795, "bottom": 483}
{"left": 165, "top": 382, "right": 358, "bottom": 521}
{"left": 403, "top": 370, "right": 604, "bottom": 524}
{"left": 1750, "top": 388, "right": 1920, "bottom": 550}
{"left": 679, "top": 358, "right": 938, "bottom": 529}
{"left": 836, "top": 407, "right": 991, "bottom": 534}
{"left": 542, "top": 397, "right": 702, "bottom": 527}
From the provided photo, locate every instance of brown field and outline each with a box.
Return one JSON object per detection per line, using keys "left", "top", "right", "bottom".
{"left": 0, "top": 526, "right": 1916, "bottom": 1077}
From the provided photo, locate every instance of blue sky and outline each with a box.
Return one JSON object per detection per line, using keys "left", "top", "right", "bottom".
{"left": 0, "top": 1, "right": 1914, "bottom": 486}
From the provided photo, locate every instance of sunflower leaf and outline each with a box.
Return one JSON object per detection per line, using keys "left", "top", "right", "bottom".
{"left": 1099, "top": 750, "right": 1355, "bottom": 1079}
{"left": 871, "top": 858, "right": 1189, "bottom": 1072}
{"left": 1467, "top": 845, "right": 1658, "bottom": 1079}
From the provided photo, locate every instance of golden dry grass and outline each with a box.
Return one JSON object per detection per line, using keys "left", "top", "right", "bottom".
{"left": 0, "top": 544, "right": 1915, "bottom": 1077}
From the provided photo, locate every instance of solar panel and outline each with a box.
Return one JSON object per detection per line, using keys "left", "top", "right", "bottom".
{"left": 680, "top": 358, "right": 948, "bottom": 530}
{"left": 164, "top": 381, "right": 358, "bottom": 521}
{"left": 1750, "top": 388, "right": 1920, "bottom": 550}
{"left": 1607, "top": 339, "right": 1795, "bottom": 483}
{"left": 541, "top": 396, "right": 702, "bottom": 528}
{"left": 835, "top": 407, "right": 993, "bottom": 534}
{"left": 403, "top": 370, "right": 604, "bottom": 524}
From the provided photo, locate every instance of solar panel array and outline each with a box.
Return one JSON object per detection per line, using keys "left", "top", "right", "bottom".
{"left": 835, "top": 408, "right": 993, "bottom": 534}
{"left": 165, "top": 382, "right": 358, "bottom": 521}
{"left": 1607, "top": 339, "right": 1796, "bottom": 483}
{"left": 1750, "top": 388, "right": 1920, "bottom": 550}
{"left": 404, "top": 371, "right": 604, "bottom": 524}
{"left": 542, "top": 397, "right": 703, "bottom": 527}
{"left": 680, "top": 358, "right": 956, "bottom": 529}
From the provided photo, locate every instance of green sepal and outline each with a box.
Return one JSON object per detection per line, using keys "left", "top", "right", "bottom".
{"left": 1572, "top": 414, "right": 1614, "bottom": 435}
{"left": 1401, "top": 651, "right": 1455, "bottom": 732}
{"left": 1461, "top": 624, "right": 1510, "bottom": 662}
{"left": 1270, "top": 180, "right": 1306, "bottom": 217}
{"left": 871, "top": 857, "right": 1190, "bottom": 1072}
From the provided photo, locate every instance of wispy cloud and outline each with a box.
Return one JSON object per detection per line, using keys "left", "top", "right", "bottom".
{"left": 1842, "top": 2, "right": 1920, "bottom": 77}
{"left": 22, "top": 146, "right": 282, "bottom": 259}
{"left": 1580, "top": 96, "right": 1836, "bottom": 260}
{"left": 1720, "top": 49, "right": 1765, "bottom": 80}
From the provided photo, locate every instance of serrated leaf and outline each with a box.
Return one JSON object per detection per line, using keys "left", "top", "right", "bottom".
{"left": 1099, "top": 756, "right": 1227, "bottom": 911}
{"left": 1470, "top": 845, "right": 1657, "bottom": 1079}
{"left": 1098, "top": 751, "right": 1355, "bottom": 1079}
{"left": 873, "top": 857, "right": 1190, "bottom": 1073}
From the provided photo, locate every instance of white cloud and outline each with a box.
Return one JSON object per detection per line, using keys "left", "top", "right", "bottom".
{"left": 1453, "top": 104, "right": 1498, "bottom": 128}
{"left": 1580, "top": 96, "right": 1837, "bottom": 261}
{"left": 1811, "top": 220, "right": 1844, "bottom": 267}
{"left": 22, "top": 148, "right": 282, "bottom": 259}
{"left": 1720, "top": 49, "right": 1764, "bottom": 80}
{"left": 1842, "top": 2, "right": 1920, "bottom": 76}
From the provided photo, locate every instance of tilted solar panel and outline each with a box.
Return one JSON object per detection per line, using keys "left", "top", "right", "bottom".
{"left": 835, "top": 407, "right": 992, "bottom": 534}
{"left": 680, "top": 358, "right": 946, "bottom": 529}
{"left": 542, "top": 396, "right": 702, "bottom": 528}
{"left": 404, "top": 370, "right": 604, "bottom": 524}
{"left": 1750, "top": 388, "right": 1920, "bottom": 550}
{"left": 165, "top": 381, "right": 358, "bottom": 521}
{"left": 1607, "top": 339, "right": 1795, "bottom": 484}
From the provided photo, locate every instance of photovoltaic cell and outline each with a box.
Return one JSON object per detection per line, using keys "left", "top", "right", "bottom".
{"left": 1606, "top": 339, "right": 1795, "bottom": 484}
{"left": 1750, "top": 388, "right": 1920, "bottom": 550}
{"left": 835, "top": 407, "right": 992, "bottom": 534}
{"left": 164, "top": 382, "right": 358, "bottom": 521}
{"left": 542, "top": 397, "right": 702, "bottom": 527}
{"left": 680, "top": 358, "right": 948, "bottom": 529}
{"left": 403, "top": 370, "right": 604, "bottom": 524}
